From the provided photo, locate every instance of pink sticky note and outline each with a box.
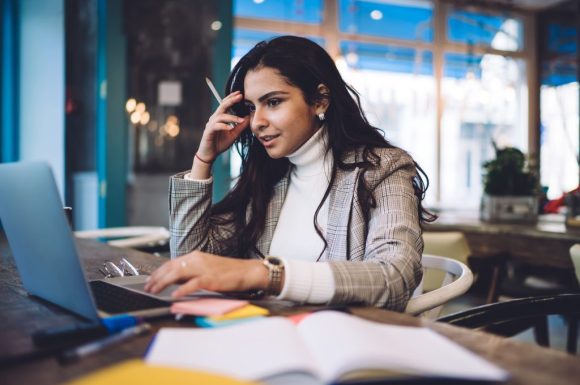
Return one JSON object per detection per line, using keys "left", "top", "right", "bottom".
{"left": 170, "top": 299, "right": 249, "bottom": 317}
{"left": 286, "top": 312, "right": 312, "bottom": 325}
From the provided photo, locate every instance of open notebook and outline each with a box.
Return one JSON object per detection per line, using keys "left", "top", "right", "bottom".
{"left": 146, "top": 311, "right": 509, "bottom": 385}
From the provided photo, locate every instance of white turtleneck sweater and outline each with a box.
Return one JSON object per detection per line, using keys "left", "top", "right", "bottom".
{"left": 268, "top": 127, "right": 335, "bottom": 303}
{"left": 186, "top": 127, "right": 336, "bottom": 304}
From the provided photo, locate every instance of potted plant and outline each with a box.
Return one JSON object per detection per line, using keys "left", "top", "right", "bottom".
{"left": 480, "top": 144, "right": 539, "bottom": 223}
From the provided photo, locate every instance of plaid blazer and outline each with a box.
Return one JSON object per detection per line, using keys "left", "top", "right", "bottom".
{"left": 168, "top": 147, "right": 423, "bottom": 311}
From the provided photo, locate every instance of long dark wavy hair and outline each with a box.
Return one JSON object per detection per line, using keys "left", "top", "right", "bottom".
{"left": 210, "top": 36, "right": 436, "bottom": 258}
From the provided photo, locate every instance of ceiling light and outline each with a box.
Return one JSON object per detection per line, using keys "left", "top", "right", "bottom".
{"left": 211, "top": 21, "right": 222, "bottom": 31}
{"left": 140, "top": 111, "right": 150, "bottom": 125}
{"left": 130, "top": 112, "right": 141, "bottom": 124}
{"left": 346, "top": 52, "right": 359, "bottom": 66}
{"left": 125, "top": 98, "right": 137, "bottom": 113}
{"left": 370, "top": 10, "right": 383, "bottom": 20}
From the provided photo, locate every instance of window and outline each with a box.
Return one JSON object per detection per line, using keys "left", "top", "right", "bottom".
{"left": 233, "top": 0, "right": 533, "bottom": 211}
{"left": 539, "top": 18, "right": 579, "bottom": 199}
{"left": 447, "top": 7, "right": 524, "bottom": 51}
{"left": 339, "top": 0, "right": 433, "bottom": 42}
{"left": 441, "top": 53, "right": 527, "bottom": 208}
{"left": 337, "top": 40, "right": 436, "bottom": 205}
{"left": 233, "top": 29, "right": 324, "bottom": 61}
{"left": 235, "top": 0, "right": 323, "bottom": 24}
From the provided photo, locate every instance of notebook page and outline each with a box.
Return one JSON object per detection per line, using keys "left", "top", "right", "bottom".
{"left": 146, "top": 317, "right": 319, "bottom": 381}
{"left": 297, "top": 311, "right": 508, "bottom": 383}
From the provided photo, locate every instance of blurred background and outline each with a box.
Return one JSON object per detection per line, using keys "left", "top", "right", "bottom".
{"left": 0, "top": 0, "right": 578, "bottom": 230}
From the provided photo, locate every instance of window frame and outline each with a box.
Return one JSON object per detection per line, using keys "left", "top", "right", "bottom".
{"left": 234, "top": 0, "right": 538, "bottom": 208}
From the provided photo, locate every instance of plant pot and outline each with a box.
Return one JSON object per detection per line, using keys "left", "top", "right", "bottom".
{"left": 480, "top": 195, "right": 538, "bottom": 223}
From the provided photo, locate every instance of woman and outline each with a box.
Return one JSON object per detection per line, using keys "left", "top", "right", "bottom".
{"left": 144, "top": 36, "right": 435, "bottom": 310}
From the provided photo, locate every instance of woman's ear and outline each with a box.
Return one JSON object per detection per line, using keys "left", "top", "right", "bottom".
{"left": 315, "top": 84, "right": 330, "bottom": 114}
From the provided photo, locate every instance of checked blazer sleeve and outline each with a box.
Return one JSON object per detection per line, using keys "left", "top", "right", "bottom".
{"left": 168, "top": 172, "right": 237, "bottom": 258}
{"left": 326, "top": 148, "right": 424, "bottom": 311}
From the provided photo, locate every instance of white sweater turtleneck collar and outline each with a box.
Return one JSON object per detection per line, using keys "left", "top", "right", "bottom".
{"left": 286, "top": 125, "right": 332, "bottom": 178}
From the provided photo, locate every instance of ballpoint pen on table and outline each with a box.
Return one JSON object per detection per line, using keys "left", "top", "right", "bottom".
{"left": 59, "top": 323, "right": 152, "bottom": 363}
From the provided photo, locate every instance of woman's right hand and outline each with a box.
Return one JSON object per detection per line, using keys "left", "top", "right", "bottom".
{"left": 195, "top": 91, "right": 249, "bottom": 165}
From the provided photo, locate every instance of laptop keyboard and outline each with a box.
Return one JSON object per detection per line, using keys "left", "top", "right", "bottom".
{"left": 89, "top": 280, "right": 169, "bottom": 314}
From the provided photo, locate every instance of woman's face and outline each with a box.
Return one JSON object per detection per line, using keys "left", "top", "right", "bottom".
{"left": 243, "top": 66, "right": 320, "bottom": 159}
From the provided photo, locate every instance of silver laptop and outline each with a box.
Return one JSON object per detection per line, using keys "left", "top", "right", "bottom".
{"left": 0, "top": 161, "right": 214, "bottom": 321}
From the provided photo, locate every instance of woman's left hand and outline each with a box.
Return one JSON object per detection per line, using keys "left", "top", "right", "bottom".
{"left": 143, "top": 251, "right": 269, "bottom": 298}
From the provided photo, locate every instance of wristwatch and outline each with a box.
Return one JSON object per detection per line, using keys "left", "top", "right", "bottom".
{"left": 262, "top": 256, "right": 285, "bottom": 296}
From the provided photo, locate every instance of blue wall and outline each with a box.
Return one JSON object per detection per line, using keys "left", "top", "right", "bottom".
{"left": 18, "top": 0, "right": 66, "bottom": 198}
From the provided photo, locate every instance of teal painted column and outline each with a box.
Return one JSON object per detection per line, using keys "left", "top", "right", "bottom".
{"left": 96, "top": 0, "right": 127, "bottom": 227}
{"left": 1, "top": 0, "right": 19, "bottom": 162}
{"left": 211, "top": 0, "right": 233, "bottom": 202}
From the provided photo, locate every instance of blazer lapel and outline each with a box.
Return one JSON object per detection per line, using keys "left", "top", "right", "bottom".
{"left": 325, "top": 152, "right": 361, "bottom": 261}
{"left": 256, "top": 173, "right": 289, "bottom": 256}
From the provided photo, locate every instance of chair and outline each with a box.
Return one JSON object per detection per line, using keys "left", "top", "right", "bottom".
{"left": 405, "top": 254, "right": 474, "bottom": 319}
{"left": 565, "top": 244, "right": 580, "bottom": 353}
{"left": 423, "top": 232, "right": 471, "bottom": 265}
{"left": 75, "top": 226, "right": 170, "bottom": 252}
{"left": 422, "top": 232, "right": 471, "bottom": 292}
{"left": 570, "top": 244, "right": 580, "bottom": 284}
{"left": 442, "top": 245, "right": 580, "bottom": 354}
{"left": 438, "top": 294, "right": 580, "bottom": 354}
{"left": 424, "top": 231, "right": 505, "bottom": 303}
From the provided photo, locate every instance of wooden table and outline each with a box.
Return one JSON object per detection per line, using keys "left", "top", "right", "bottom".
{"left": 425, "top": 213, "right": 580, "bottom": 270}
{"left": 1, "top": 233, "right": 579, "bottom": 385}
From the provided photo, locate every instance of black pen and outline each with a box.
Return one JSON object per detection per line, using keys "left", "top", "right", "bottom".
{"left": 32, "top": 322, "right": 108, "bottom": 347}
{"left": 59, "top": 323, "right": 151, "bottom": 363}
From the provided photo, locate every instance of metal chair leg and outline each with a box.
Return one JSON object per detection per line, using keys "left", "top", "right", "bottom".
{"left": 567, "top": 317, "right": 578, "bottom": 354}
{"left": 533, "top": 316, "right": 550, "bottom": 347}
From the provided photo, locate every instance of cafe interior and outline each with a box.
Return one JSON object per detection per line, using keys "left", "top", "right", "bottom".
{"left": 1, "top": 0, "right": 579, "bottom": 383}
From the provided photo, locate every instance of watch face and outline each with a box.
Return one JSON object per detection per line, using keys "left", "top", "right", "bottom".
{"left": 267, "top": 257, "right": 282, "bottom": 266}
{"left": 270, "top": 259, "right": 282, "bottom": 266}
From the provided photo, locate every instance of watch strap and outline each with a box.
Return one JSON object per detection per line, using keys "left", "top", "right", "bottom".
{"left": 263, "top": 256, "right": 285, "bottom": 296}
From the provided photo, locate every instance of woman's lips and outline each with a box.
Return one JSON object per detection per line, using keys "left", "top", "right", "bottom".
{"left": 260, "top": 134, "right": 280, "bottom": 147}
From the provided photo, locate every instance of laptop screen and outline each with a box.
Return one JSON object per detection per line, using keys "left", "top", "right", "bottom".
{"left": 0, "top": 161, "right": 100, "bottom": 321}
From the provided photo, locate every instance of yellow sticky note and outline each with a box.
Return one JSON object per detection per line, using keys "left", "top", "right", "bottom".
{"left": 208, "top": 304, "right": 269, "bottom": 321}
{"left": 64, "top": 359, "right": 258, "bottom": 385}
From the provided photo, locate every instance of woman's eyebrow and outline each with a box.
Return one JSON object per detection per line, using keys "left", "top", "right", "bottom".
{"left": 256, "top": 90, "right": 290, "bottom": 103}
